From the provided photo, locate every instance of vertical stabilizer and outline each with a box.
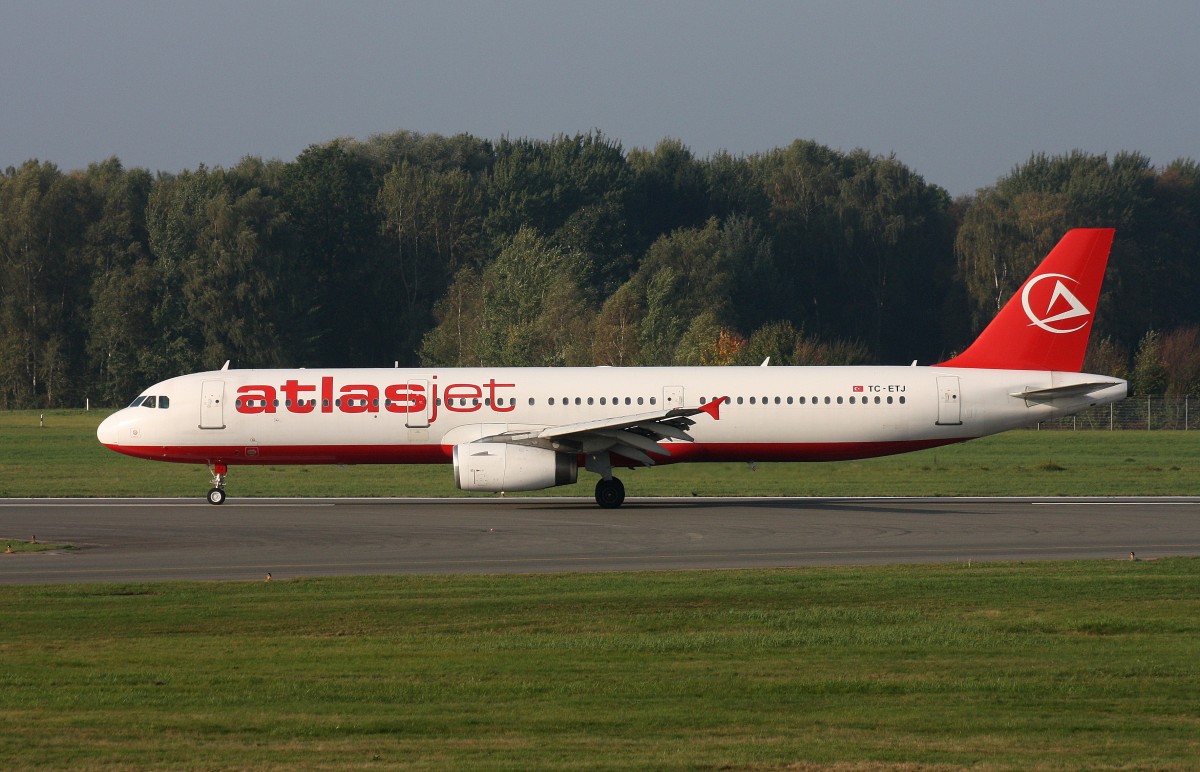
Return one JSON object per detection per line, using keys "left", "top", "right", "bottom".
{"left": 937, "top": 228, "right": 1115, "bottom": 372}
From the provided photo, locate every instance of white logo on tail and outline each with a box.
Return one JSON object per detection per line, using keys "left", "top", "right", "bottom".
{"left": 1021, "top": 273, "right": 1090, "bottom": 333}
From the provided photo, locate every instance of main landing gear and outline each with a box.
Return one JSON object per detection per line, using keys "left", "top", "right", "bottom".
{"left": 207, "top": 463, "right": 227, "bottom": 505}
{"left": 587, "top": 451, "right": 626, "bottom": 509}
{"left": 595, "top": 477, "right": 625, "bottom": 509}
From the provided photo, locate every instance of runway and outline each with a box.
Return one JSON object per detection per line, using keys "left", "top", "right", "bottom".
{"left": 2, "top": 497, "right": 1199, "bottom": 584}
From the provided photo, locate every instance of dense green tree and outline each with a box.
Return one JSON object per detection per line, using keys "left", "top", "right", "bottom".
{"left": 590, "top": 282, "right": 644, "bottom": 366}
{"left": 735, "top": 320, "right": 801, "bottom": 366}
{"left": 484, "top": 132, "right": 634, "bottom": 292}
{"left": 1131, "top": 330, "right": 1168, "bottom": 396}
{"left": 476, "top": 228, "right": 592, "bottom": 366}
{"left": 280, "top": 141, "right": 387, "bottom": 365}
{"left": 145, "top": 163, "right": 292, "bottom": 371}
{"left": 626, "top": 139, "right": 711, "bottom": 252}
{"left": 359, "top": 130, "right": 493, "bottom": 176}
{"left": 0, "top": 161, "right": 90, "bottom": 407}
{"left": 377, "top": 161, "right": 485, "bottom": 358}
{"left": 421, "top": 228, "right": 592, "bottom": 367}
{"left": 82, "top": 159, "right": 159, "bottom": 403}
{"left": 1156, "top": 327, "right": 1200, "bottom": 397}
{"left": 419, "top": 267, "right": 485, "bottom": 367}
{"left": 755, "top": 141, "right": 954, "bottom": 362}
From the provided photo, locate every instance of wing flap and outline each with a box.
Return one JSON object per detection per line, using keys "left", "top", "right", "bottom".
{"left": 476, "top": 396, "right": 727, "bottom": 468}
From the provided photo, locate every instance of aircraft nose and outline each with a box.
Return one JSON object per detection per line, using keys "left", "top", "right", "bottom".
{"left": 97, "top": 411, "right": 122, "bottom": 447}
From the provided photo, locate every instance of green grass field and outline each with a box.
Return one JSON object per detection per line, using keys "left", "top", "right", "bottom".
{"left": 2, "top": 409, "right": 1198, "bottom": 498}
{"left": 2, "top": 561, "right": 1198, "bottom": 769}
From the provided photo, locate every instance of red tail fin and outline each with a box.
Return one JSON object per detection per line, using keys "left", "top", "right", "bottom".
{"left": 937, "top": 228, "right": 1115, "bottom": 372}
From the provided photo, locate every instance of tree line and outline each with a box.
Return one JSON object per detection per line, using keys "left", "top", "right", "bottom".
{"left": 2, "top": 131, "right": 1198, "bottom": 409}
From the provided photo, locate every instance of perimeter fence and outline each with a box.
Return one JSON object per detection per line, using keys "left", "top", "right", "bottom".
{"left": 1033, "top": 396, "right": 1194, "bottom": 430}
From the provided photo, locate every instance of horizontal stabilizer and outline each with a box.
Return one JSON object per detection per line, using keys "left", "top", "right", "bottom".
{"left": 1011, "top": 381, "right": 1124, "bottom": 400}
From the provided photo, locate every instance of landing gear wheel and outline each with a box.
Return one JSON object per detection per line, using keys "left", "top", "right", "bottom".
{"left": 207, "top": 463, "right": 228, "bottom": 505}
{"left": 595, "top": 477, "right": 625, "bottom": 509}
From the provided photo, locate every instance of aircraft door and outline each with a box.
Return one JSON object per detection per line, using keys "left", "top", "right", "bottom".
{"left": 406, "top": 379, "right": 431, "bottom": 428}
{"left": 935, "top": 376, "right": 962, "bottom": 426}
{"left": 200, "top": 380, "right": 226, "bottom": 429}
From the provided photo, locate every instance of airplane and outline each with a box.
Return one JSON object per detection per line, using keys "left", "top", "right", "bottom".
{"left": 98, "top": 228, "right": 1126, "bottom": 508}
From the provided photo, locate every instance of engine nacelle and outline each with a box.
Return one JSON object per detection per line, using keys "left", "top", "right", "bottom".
{"left": 452, "top": 442, "right": 578, "bottom": 492}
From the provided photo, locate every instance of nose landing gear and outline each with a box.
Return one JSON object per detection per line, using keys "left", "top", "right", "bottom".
{"left": 207, "top": 463, "right": 227, "bottom": 505}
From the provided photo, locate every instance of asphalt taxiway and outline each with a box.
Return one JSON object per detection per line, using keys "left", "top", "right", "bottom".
{"left": 2, "top": 497, "right": 1198, "bottom": 584}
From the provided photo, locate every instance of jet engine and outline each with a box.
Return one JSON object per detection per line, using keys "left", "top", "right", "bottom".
{"left": 452, "top": 442, "right": 578, "bottom": 492}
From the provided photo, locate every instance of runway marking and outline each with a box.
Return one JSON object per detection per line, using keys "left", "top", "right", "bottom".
{"left": 0, "top": 499, "right": 1195, "bottom": 511}
{"left": 0, "top": 502, "right": 336, "bottom": 508}
{"left": 1032, "top": 501, "right": 1199, "bottom": 506}
{"left": 5, "top": 543, "right": 1199, "bottom": 579}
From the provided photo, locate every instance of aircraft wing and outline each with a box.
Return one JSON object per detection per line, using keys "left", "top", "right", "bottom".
{"left": 478, "top": 397, "right": 726, "bottom": 466}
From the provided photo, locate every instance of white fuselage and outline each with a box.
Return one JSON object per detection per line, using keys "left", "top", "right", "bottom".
{"left": 97, "top": 365, "right": 1127, "bottom": 467}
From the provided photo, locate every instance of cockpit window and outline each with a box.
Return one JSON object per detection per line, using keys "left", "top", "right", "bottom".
{"left": 159, "top": 396, "right": 169, "bottom": 409}
{"left": 142, "top": 396, "right": 157, "bottom": 409}
{"left": 129, "top": 396, "right": 147, "bottom": 408}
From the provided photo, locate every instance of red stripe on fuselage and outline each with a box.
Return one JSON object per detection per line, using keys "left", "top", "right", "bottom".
{"left": 102, "top": 438, "right": 971, "bottom": 467}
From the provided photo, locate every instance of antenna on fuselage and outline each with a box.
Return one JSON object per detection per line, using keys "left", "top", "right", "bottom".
{"left": 221, "top": 360, "right": 230, "bottom": 371}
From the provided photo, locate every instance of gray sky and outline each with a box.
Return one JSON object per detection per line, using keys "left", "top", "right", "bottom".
{"left": 3, "top": 0, "right": 1197, "bottom": 195}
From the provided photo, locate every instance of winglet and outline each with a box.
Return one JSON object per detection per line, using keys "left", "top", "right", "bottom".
{"left": 699, "top": 397, "right": 726, "bottom": 421}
